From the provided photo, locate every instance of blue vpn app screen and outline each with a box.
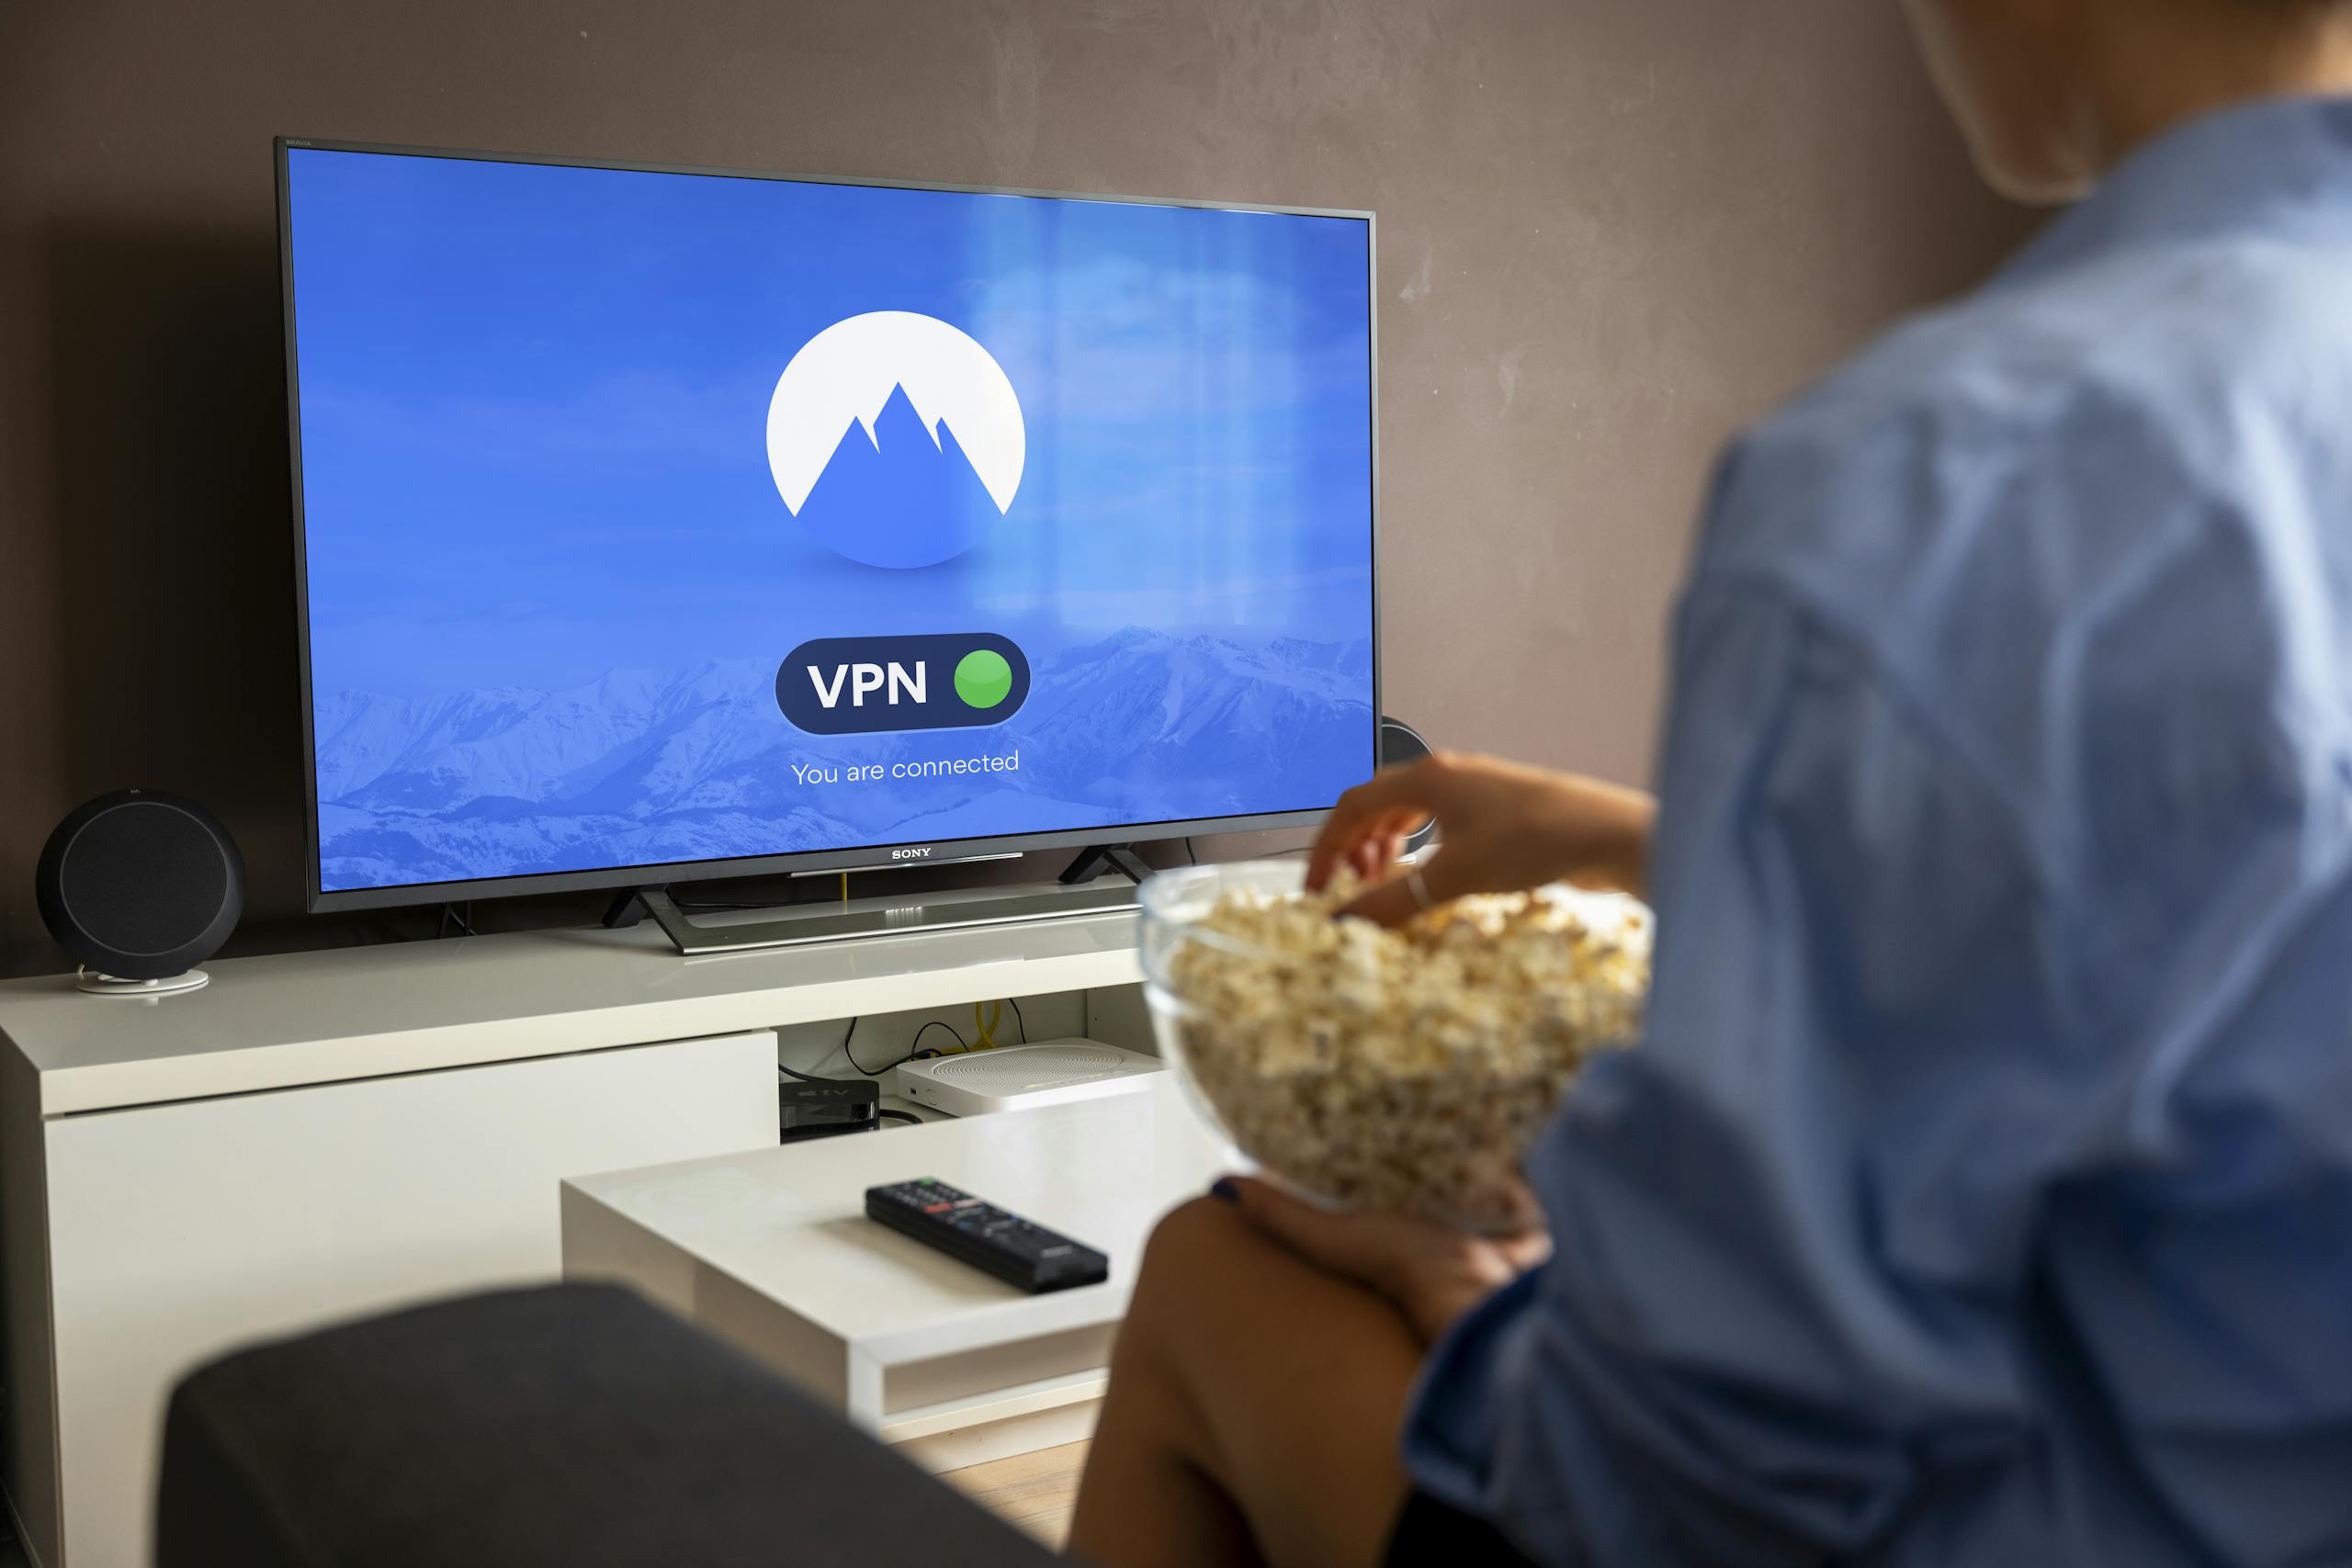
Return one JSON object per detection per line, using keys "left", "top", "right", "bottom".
{"left": 286, "top": 149, "right": 1374, "bottom": 893}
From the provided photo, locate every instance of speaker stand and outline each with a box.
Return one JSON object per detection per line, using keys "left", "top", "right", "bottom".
{"left": 75, "top": 967, "right": 209, "bottom": 998}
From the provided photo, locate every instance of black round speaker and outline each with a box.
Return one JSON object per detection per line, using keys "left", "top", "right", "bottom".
{"left": 1378, "top": 716, "right": 1439, "bottom": 855}
{"left": 35, "top": 790, "right": 244, "bottom": 994}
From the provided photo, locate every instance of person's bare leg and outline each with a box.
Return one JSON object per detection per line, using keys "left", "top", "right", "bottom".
{"left": 1069, "top": 1197, "right": 1421, "bottom": 1568}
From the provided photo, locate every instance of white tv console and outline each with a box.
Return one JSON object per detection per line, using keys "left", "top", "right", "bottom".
{"left": 0, "top": 896, "right": 1148, "bottom": 1568}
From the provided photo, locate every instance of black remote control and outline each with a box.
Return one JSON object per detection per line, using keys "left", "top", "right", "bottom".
{"left": 865, "top": 1179, "right": 1110, "bottom": 1293}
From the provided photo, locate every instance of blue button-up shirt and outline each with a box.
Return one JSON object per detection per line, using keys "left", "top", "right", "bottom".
{"left": 1405, "top": 96, "right": 2352, "bottom": 1567}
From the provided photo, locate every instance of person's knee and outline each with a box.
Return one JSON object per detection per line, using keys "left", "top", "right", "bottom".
{"left": 1136, "top": 1195, "right": 1255, "bottom": 1303}
{"left": 1124, "top": 1195, "right": 1262, "bottom": 1343}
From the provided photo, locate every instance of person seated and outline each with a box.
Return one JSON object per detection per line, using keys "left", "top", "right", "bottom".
{"left": 1068, "top": 0, "right": 2352, "bottom": 1562}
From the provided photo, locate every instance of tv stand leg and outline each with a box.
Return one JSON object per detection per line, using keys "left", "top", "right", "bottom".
{"left": 1057, "top": 845, "right": 1153, "bottom": 886}
{"left": 600, "top": 888, "right": 650, "bottom": 929}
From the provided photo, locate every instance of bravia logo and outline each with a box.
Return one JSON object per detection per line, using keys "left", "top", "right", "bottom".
{"left": 891, "top": 847, "right": 933, "bottom": 861}
{"left": 765, "top": 311, "right": 1025, "bottom": 570}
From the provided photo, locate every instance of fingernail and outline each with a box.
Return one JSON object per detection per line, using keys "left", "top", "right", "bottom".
{"left": 1208, "top": 1178, "right": 1238, "bottom": 1204}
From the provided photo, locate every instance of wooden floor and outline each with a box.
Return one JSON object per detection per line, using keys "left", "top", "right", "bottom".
{"left": 942, "top": 1439, "right": 1091, "bottom": 1548}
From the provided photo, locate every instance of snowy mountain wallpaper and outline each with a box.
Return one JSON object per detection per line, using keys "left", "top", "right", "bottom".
{"left": 285, "top": 150, "right": 1376, "bottom": 893}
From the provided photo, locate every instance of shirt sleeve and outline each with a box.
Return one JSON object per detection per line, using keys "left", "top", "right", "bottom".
{"left": 1407, "top": 367, "right": 2352, "bottom": 1565}
{"left": 1403, "top": 572, "right": 2069, "bottom": 1565}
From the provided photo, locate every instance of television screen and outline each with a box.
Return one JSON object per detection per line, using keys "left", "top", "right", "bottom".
{"left": 281, "top": 143, "right": 1377, "bottom": 906}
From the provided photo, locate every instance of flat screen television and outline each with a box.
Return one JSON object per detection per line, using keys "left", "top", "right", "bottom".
{"left": 277, "top": 139, "right": 1378, "bottom": 912}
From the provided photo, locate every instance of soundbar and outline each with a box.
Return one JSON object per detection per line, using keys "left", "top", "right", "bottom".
{"left": 637, "top": 884, "right": 1138, "bottom": 955}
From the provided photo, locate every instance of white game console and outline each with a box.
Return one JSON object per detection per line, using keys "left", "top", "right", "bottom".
{"left": 893, "top": 1039, "right": 1167, "bottom": 1116}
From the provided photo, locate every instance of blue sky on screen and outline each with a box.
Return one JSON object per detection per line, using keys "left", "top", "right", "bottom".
{"left": 288, "top": 150, "right": 1374, "bottom": 695}
{"left": 285, "top": 148, "right": 1375, "bottom": 889}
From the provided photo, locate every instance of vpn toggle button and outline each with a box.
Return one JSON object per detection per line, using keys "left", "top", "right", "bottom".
{"left": 953, "top": 649, "right": 1013, "bottom": 709}
{"left": 775, "top": 631, "right": 1030, "bottom": 736}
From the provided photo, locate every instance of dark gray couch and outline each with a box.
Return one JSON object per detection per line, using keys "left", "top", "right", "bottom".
{"left": 154, "top": 1282, "right": 1063, "bottom": 1567}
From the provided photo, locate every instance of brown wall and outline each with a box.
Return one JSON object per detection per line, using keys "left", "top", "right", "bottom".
{"left": 0, "top": 0, "right": 2030, "bottom": 979}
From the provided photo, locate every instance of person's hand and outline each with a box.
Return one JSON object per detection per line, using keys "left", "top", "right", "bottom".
{"left": 1308, "top": 751, "right": 1657, "bottom": 927}
{"left": 1216, "top": 1175, "right": 1550, "bottom": 1345}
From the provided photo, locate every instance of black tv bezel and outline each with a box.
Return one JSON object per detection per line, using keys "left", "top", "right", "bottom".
{"left": 276, "top": 136, "right": 1381, "bottom": 914}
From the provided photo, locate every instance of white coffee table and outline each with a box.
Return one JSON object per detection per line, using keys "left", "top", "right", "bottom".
{"left": 560, "top": 1075, "right": 1232, "bottom": 1472}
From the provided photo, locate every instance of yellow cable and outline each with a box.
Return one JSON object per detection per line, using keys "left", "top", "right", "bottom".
{"left": 840, "top": 873, "right": 848, "bottom": 904}
{"left": 973, "top": 999, "right": 1002, "bottom": 1050}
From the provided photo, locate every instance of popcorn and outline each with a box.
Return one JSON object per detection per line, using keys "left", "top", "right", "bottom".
{"left": 1160, "top": 874, "right": 1651, "bottom": 1230}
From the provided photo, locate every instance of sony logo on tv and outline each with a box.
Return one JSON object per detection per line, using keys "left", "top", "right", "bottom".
{"left": 890, "top": 847, "right": 933, "bottom": 861}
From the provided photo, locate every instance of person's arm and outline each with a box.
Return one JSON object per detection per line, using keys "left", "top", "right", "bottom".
{"left": 1307, "top": 753, "right": 1657, "bottom": 926}
{"left": 1394, "top": 577, "right": 2070, "bottom": 1567}
{"left": 1214, "top": 1175, "right": 1548, "bottom": 1345}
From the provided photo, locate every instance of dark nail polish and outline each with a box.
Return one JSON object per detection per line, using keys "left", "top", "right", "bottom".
{"left": 1209, "top": 1178, "right": 1238, "bottom": 1203}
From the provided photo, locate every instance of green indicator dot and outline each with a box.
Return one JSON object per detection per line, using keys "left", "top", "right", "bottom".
{"left": 954, "top": 649, "right": 1013, "bottom": 709}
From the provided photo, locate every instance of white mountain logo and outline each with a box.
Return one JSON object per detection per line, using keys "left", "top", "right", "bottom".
{"left": 764, "top": 311, "right": 1026, "bottom": 570}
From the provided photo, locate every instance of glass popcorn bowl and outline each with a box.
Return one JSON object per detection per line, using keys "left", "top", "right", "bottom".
{"left": 1139, "top": 859, "right": 1652, "bottom": 1234}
